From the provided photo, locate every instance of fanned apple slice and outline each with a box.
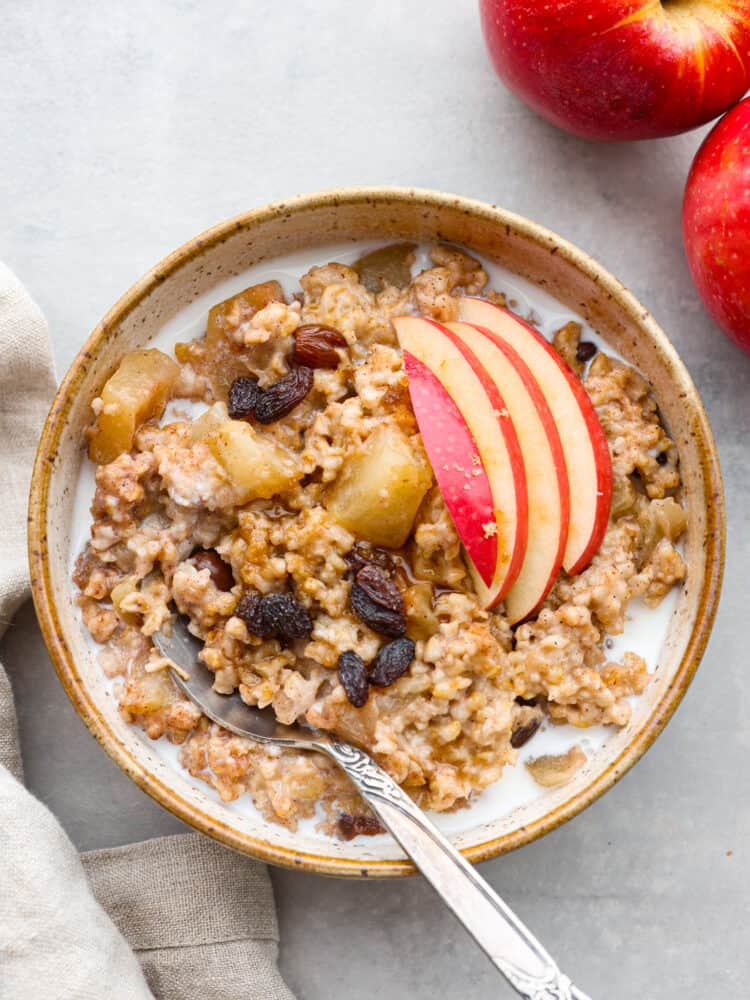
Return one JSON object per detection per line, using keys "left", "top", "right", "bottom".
{"left": 458, "top": 297, "right": 612, "bottom": 575}
{"left": 447, "top": 321, "right": 569, "bottom": 623}
{"left": 394, "top": 316, "right": 528, "bottom": 607}
{"left": 402, "top": 354, "right": 498, "bottom": 587}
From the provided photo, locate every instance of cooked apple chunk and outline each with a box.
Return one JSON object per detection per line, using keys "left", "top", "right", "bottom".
{"left": 205, "top": 418, "right": 301, "bottom": 503}
{"left": 188, "top": 401, "right": 230, "bottom": 443}
{"left": 206, "top": 280, "right": 284, "bottom": 351}
{"left": 525, "top": 746, "right": 586, "bottom": 788}
{"left": 120, "top": 662, "right": 175, "bottom": 716}
{"left": 403, "top": 581, "right": 439, "bottom": 640}
{"left": 110, "top": 576, "right": 140, "bottom": 625}
{"left": 88, "top": 349, "right": 179, "bottom": 464}
{"left": 325, "top": 425, "right": 432, "bottom": 548}
{"left": 175, "top": 281, "right": 286, "bottom": 402}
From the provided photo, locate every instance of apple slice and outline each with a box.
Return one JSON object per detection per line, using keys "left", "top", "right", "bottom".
{"left": 446, "top": 321, "right": 569, "bottom": 623}
{"left": 401, "top": 354, "right": 498, "bottom": 587}
{"left": 394, "top": 316, "right": 528, "bottom": 607}
{"left": 458, "top": 297, "right": 612, "bottom": 575}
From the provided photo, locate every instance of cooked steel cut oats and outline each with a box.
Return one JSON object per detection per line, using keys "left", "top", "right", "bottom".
{"left": 74, "top": 245, "right": 687, "bottom": 836}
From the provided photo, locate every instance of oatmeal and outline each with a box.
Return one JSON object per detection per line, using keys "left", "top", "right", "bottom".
{"left": 75, "top": 244, "right": 686, "bottom": 836}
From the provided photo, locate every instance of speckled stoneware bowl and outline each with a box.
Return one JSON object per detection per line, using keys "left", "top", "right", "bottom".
{"left": 29, "top": 188, "right": 724, "bottom": 877}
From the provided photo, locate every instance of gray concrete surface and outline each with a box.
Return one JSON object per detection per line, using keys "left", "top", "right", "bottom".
{"left": 2, "top": 2, "right": 748, "bottom": 997}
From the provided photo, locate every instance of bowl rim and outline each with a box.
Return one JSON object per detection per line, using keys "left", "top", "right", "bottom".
{"left": 28, "top": 186, "right": 725, "bottom": 877}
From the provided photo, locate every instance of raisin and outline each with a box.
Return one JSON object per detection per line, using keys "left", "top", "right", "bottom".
{"left": 337, "top": 813, "right": 385, "bottom": 840}
{"left": 236, "top": 591, "right": 312, "bottom": 643}
{"left": 190, "top": 549, "right": 234, "bottom": 592}
{"left": 510, "top": 716, "right": 542, "bottom": 749}
{"left": 254, "top": 367, "right": 314, "bottom": 424}
{"left": 576, "top": 341, "right": 597, "bottom": 364}
{"left": 515, "top": 695, "right": 540, "bottom": 707}
{"left": 656, "top": 450, "right": 668, "bottom": 465}
{"left": 227, "top": 376, "right": 261, "bottom": 419}
{"left": 369, "top": 637, "right": 415, "bottom": 687}
{"left": 262, "top": 593, "right": 312, "bottom": 642}
{"left": 337, "top": 651, "right": 370, "bottom": 708}
{"left": 344, "top": 542, "right": 394, "bottom": 577}
{"left": 350, "top": 584, "right": 406, "bottom": 637}
{"left": 293, "top": 324, "right": 347, "bottom": 369}
{"left": 344, "top": 549, "right": 368, "bottom": 577}
{"left": 236, "top": 592, "right": 263, "bottom": 631}
{"left": 355, "top": 563, "right": 404, "bottom": 614}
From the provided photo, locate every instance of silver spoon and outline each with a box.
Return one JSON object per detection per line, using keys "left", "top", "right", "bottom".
{"left": 155, "top": 617, "right": 591, "bottom": 1000}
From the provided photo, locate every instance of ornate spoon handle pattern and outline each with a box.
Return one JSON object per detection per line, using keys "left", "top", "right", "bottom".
{"left": 323, "top": 740, "right": 592, "bottom": 1000}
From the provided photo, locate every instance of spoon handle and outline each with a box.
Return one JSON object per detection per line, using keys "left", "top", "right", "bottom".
{"left": 323, "top": 740, "right": 591, "bottom": 1000}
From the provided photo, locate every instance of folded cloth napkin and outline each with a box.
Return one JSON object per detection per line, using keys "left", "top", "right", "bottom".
{"left": 0, "top": 262, "right": 294, "bottom": 1000}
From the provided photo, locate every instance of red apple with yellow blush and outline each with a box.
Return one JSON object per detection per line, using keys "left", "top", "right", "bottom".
{"left": 479, "top": 0, "right": 750, "bottom": 141}
{"left": 683, "top": 97, "right": 750, "bottom": 353}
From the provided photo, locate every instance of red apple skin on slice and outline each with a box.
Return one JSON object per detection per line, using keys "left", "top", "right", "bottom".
{"left": 447, "top": 321, "right": 569, "bottom": 624}
{"left": 402, "top": 352, "right": 497, "bottom": 587}
{"left": 457, "top": 297, "right": 612, "bottom": 576}
{"left": 394, "top": 316, "right": 528, "bottom": 607}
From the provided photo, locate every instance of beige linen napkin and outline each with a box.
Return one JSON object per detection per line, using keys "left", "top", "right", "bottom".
{"left": 0, "top": 262, "right": 294, "bottom": 1000}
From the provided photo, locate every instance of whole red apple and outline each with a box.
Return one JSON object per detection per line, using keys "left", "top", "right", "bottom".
{"left": 479, "top": 0, "right": 750, "bottom": 141}
{"left": 683, "top": 98, "right": 750, "bottom": 353}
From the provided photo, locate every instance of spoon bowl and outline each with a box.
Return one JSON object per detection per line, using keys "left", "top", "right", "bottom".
{"left": 154, "top": 617, "right": 283, "bottom": 742}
